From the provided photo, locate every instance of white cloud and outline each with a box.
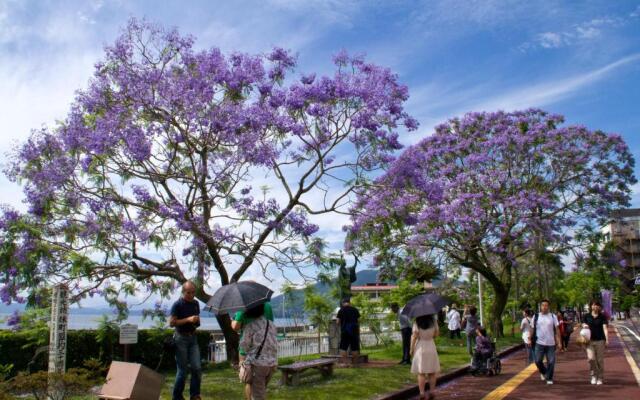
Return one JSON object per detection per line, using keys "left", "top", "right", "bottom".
{"left": 521, "top": 14, "right": 628, "bottom": 51}
{"left": 537, "top": 32, "right": 567, "bottom": 48}
{"left": 404, "top": 53, "right": 640, "bottom": 143}
{"left": 267, "top": 0, "right": 360, "bottom": 27}
{"left": 474, "top": 53, "right": 640, "bottom": 111}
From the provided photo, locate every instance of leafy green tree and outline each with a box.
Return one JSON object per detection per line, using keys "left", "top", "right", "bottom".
{"left": 351, "top": 293, "right": 383, "bottom": 344}
{"left": 95, "top": 315, "right": 120, "bottom": 364}
{"left": 383, "top": 279, "right": 424, "bottom": 308}
{"left": 303, "top": 285, "right": 334, "bottom": 349}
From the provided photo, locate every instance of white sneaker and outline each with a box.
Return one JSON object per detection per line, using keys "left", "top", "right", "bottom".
{"left": 591, "top": 377, "right": 597, "bottom": 385}
{"left": 540, "top": 374, "right": 546, "bottom": 381}
{"left": 547, "top": 380, "right": 554, "bottom": 385}
{"left": 596, "top": 379, "right": 603, "bottom": 385}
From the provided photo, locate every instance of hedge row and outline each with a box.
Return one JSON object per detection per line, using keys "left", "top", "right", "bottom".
{"left": 0, "top": 329, "right": 212, "bottom": 374}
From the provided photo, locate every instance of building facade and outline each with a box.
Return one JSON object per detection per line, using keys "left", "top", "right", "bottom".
{"left": 602, "top": 209, "right": 640, "bottom": 270}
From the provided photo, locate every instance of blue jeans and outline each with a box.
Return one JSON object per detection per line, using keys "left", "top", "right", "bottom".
{"left": 172, "top": 333, "right": 201, "bottom": 400}
{"left": 525, "top": 344, "right": 535, "bottom": 364}
{"left": 466, "top": 332, "right": 475, "bottom": 355}
{"left": 534, "top": 344, "right": 556, "bottom": 381}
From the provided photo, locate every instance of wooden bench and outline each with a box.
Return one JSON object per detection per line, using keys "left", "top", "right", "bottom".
{"left": 321, "top": 354, "right": 369, "bottom": 364}
{"left": 278, "top": 359, "right": 336, "bottom": 386}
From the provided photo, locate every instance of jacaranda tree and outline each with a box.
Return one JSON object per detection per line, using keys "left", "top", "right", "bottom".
{"left": 347, "top": 109, "right": 635, "bottom": 336}
{"left": 0, "top": 19, "right": 417, "bottom": 360}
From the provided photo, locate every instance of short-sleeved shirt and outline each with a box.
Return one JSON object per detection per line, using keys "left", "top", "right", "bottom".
{"left": 337, "top": 305, "right": 360, "bottom": 335}
{"left": 585, "top": 313, "right": 608, "bottom": 341}
{"left": 398, "top": 311, "right": 411, "bottom": 330}
{"left": 520, "top": 317, "right": 533, "bottom": 344}
{"left": 170, "top": 298, "right": 200, "bottom": 334}
{"left": 447, "top": 309, "right": 461, "bottom": 330}
{"left": 534, "top": 313, "right": 558, "bottom": 346}
{"left": 464, "top": 315, "right": 479, "bottom": 334}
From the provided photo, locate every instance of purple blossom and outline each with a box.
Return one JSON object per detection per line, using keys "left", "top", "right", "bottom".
{"left": 347, "top": 109, "right": 636, "bottom": 318}
{"left": 0, "top": 18, "right": 419, "bottom": 314}
{"left": 6, "top": 311, "right": 21, "bottom": 330}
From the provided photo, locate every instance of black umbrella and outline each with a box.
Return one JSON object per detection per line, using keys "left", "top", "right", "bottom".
{"left": 205, "top": 281, "right": 273, "bottom": 315}
{"left": 401, "top": 293, "right": 449, "bottom": 318}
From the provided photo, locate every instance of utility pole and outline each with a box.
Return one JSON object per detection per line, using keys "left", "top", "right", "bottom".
{"left": 282, "top": 292, "right": 286, "bottom": 335}
{"left": 478, "top": 272, "right": 484, "bottom": 327}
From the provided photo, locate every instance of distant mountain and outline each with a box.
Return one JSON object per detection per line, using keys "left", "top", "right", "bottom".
{"left": 269, "top": 268, "right": 384, "bottom": 318}
{"left": 0, "top": 269, "right": 387, "bottom": 319}
{"left": 0, "top": 303, "right": 161, "bottom": 316}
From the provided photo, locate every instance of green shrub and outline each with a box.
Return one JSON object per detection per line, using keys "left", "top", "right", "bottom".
{"left": 6, "top": 368, "right": 99, "bottom": 400}
{"left": 0, "top": 329, "right": 212, "bottom": 374}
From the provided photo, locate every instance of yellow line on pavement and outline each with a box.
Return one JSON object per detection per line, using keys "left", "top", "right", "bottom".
{"left": 614, "top": 325, "right": 640, "bottom": 387}
{"left": 481, "top": 363, "right": 537, "bottom": 400}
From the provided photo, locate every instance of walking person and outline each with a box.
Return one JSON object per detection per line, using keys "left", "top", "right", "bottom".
{"left": 560, "top": 313, "right": 573, "bottom": 351}
{"left": 447, "top": 304, "right": 461, "bottom": 339}
{"left": 462, "top": 306, "right": 479, "bottom": 356}
{"left": 520, "top": 309, "right": 535, "bottom": 364}
{"left": 337, "top": 298, "right": 361, "bottom": 365}
{"left": 530, "top": 299, "right": 562, "bottom": 385}
{"left": 584, "top": 300, "right": 609, "bottom": 385}
{"left": 391, "top": 303, "right": 412, "bottom": 364}
{"left": 239, "top": 303, "right": 278, "bottom": 400}
{"left": 169, "top": 281, "right": 202, "bottom": 400}
{"left": 411, "top": 314, "right": 440, "bottom": 400}
{"left": 557, "top": 312, "right": 567, "bottom": 352}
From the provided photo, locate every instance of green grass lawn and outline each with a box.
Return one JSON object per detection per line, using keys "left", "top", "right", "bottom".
{"left": 156, "top": 334, "right": 522, "bottom": 400}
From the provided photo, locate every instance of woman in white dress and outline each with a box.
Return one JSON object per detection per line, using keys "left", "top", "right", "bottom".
{"left": 411, "top": 314, "right": 441, "bottom": 400}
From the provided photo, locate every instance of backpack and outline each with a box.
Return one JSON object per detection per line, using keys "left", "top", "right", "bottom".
{"left": 531, "top": 312, "right": 557, "bottom": 345}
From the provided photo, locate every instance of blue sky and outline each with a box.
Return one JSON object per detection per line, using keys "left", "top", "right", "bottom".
{"left": 1, "top": 0, "right": 640, "bottom": 304}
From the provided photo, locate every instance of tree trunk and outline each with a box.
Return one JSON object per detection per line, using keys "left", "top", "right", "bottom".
{"left": 464, "top": 259, "right": 511, "bottom": 338}
{"left": 216, "top": 313, "right": 240, "bottom": 365}
{"left": 491, "top": 285, "right": 509, "bottom": 338}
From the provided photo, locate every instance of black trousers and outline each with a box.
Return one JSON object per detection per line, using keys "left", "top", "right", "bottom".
{"left": 401, "top": 327, "right": 412, "bottom": 362}
{"left": 449, "top": 328, "right": 461, "bottom": 339}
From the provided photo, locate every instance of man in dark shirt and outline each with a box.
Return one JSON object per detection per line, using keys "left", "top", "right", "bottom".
{"left": 584, "top": 300, "right": 609, "bottom": 385}
{"left": 337, "top": 298, "right": 360, "bottom": 364}
{"left": 169, "top": 281, "right": 202, "bottom": 400}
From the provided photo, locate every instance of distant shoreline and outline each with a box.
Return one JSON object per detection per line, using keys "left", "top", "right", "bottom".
{"left": 0, "top": 313, "right": 307, "bottom": 331}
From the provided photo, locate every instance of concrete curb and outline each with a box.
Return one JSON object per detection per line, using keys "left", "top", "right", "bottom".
{"left": 374, "top": 342, "right": 525, "bottom": 400}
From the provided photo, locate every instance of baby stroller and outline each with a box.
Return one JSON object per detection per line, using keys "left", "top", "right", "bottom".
{"left": 470, "top": 341, "right": 502, "bottom": 376}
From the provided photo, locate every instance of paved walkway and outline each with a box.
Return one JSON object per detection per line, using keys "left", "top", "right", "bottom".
{"left": 407, "top": 325, "right": 640, "bottom": 399}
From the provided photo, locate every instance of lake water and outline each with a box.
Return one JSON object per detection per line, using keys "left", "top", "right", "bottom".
{"left": 0, "top": 313, "right": 305, "bottom": 331}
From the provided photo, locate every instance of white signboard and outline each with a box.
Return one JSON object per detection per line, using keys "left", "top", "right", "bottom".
{"left": 119, "top": 324, "right": 138, "bottom": 344}
{"left": 48, "top": 284, "right": 69, "bottom": 374}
